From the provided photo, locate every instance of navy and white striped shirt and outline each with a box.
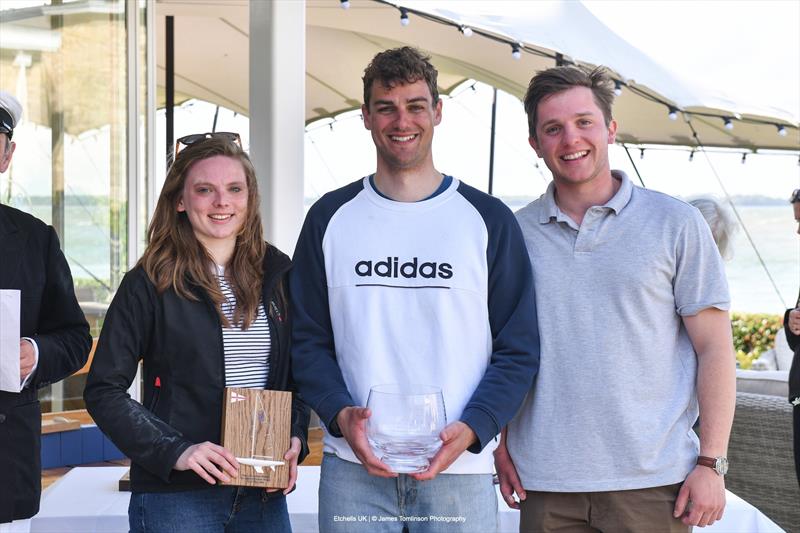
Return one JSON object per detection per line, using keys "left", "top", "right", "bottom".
{"left": 216, "top": 267, "right": 270, "bottom": 388}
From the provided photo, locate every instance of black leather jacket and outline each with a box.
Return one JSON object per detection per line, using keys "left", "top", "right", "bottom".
{"left": 84, "top": 245, "right": 309, "bottom": 492}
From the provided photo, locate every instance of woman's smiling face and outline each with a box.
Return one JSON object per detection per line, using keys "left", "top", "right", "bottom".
{"left": 177, "top": 155, "right": 249, "bottom": 253}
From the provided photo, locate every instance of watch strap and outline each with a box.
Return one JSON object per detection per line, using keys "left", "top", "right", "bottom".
{"left": 697, "top": 455, "right": 728, "bottom": 475}
{"left": 696, "top": 456, "right": 717, "bottom": 469}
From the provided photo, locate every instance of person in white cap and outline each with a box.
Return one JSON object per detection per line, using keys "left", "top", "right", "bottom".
{"left": 0, "top": 90, "right": 92, "bottom": 524}
{"left": 0, "top": 90, "right": 22, "bottom": 171}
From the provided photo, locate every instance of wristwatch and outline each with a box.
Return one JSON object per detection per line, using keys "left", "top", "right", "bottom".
{"left": 697, "top": 455, "right": 729, "bottom": 476}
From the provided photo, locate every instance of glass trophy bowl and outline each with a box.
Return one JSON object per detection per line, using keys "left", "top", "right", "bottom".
{"left": 366, "top": 384, "right": 446, "bottom": 473}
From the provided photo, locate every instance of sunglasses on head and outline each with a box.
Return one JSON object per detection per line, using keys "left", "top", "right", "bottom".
{"left": 175, "top": 132, "right": 241, "bottom": 155}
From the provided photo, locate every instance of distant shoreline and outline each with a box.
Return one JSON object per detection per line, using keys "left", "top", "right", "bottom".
{"left": 680, "top": 195, "right": 789, "bottom": 207}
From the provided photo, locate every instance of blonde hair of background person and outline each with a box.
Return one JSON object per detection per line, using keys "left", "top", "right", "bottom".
{"left": 689, "top": 197, "right": 739, "bottom": 260}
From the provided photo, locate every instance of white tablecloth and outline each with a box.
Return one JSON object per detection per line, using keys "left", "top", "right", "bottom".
{"left": 17, "top": 466, "right": 784, "bottom": 533}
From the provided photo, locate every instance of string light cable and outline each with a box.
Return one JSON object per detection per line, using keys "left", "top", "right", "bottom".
{"left": 335, "top": 1, "right": 799, "bottom": 137}
{"left": 373, "top": 0, "right": 555, "bottom": 61}
{"left": 621, "top": 144, "right": 647, "bottom": 188}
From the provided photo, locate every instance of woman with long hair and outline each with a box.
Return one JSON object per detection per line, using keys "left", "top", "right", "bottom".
{"left": 84, "top": 134, "right": 309, "bottom": 532}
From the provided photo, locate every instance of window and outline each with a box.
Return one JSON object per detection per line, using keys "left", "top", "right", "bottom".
{"left": 1, "top": 0, "right": 149, "bottom": 412}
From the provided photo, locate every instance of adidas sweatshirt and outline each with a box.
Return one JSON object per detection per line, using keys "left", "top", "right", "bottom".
{"left": 290, "top": 176, "right": 539, "bottom": 473}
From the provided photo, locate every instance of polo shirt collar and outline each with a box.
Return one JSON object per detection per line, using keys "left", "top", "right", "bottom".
{"left": 539, "top": 181, "right": 562, "bottom": 224}
{"left": 539, "top": 169, "right": 633, "bottom": 224}
{"left": 606, "top": 170, "right": 633, "bottom": 213}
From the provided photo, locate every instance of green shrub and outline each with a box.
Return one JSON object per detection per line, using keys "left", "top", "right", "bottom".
{"left": 731, "top": 312, "right": 782, "bottom": 369}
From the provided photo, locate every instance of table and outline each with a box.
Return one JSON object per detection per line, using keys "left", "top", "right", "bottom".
{"left": 22, "top": 466, "right": 785, "bottom": 533}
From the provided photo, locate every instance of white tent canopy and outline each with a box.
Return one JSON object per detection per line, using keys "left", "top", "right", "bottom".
{"left": 155, "top": 0, "right": 799, "bottom": 151}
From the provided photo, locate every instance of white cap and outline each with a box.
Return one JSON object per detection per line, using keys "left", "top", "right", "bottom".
{"left": 0, "top": 91, "right": 23, "bottom": 136}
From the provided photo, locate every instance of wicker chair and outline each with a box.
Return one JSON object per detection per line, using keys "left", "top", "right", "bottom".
{"left": 726, "top": 392, "right": 799, "bottom": 532}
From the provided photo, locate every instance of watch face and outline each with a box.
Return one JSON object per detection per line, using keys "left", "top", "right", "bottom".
{"left": 715, "top": 457, "right": 729, "bottom": 475}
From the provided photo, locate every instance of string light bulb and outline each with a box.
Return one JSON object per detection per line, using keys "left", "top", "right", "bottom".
{"left": 511, "top": 44, "right": 521, "bottom": 60}
{"left": 777, "top": 125, "right": 787, "bottom": 137}
{"left": 741, "top": 153, "right": 747, "bottom": 164}
{"left": 400, "top": 8, "right": 409, "bottom": 26}
{"left": 724, "top": 118, "right": 734, "bottom": 130}
{"left": 689, "top": 150, "right": 695, "bottom": 162}
{"left": 668, "top": 107, "right": 678, "bottom": 121}
{"left": 613, "top": 81, "right": 623, "bottom": 96}
{"left": 339, "top": 0, "right": 350, "bottom": 9}
{"left": 460, "top": 25, "right": 473, "bottom": 37}
{"left": 640, "top": 148, "right": 645, "bottom": 160}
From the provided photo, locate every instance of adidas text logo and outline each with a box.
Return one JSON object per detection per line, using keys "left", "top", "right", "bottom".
{"left": 354, "top": 256, "right": 453, "bottom": 279}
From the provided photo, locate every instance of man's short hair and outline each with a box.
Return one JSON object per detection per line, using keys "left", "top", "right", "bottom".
{"left": 523, "top": 65, "right": 615, "bottom": 140}
{"left": 362, "top": 46, "right": 439, "bottom": 108}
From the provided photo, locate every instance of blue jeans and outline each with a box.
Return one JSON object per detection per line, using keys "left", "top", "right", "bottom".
{"left": 318, "top": 453, "right": 497, "bottom": 533}
{"left": 128, "top": 486, "right": 291, "bottom": 533}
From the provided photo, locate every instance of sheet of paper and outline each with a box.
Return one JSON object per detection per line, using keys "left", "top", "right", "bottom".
{"left": 0, "top": 289, "right": 21, "bottom": 393}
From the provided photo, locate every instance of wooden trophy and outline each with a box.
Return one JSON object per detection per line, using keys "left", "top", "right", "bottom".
{"left": 220, "top": 388, "right": 292, "bottom": 488}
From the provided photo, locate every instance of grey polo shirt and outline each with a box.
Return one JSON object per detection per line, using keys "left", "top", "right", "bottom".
{"left": 508, "top": 170, "right": 730, "bottom": 492}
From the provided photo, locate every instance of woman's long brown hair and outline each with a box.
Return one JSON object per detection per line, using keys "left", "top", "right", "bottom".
{"left": 138, "top": 137, "right": 266, "bottom": 329}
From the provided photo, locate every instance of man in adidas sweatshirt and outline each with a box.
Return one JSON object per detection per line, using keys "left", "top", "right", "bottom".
{"left": 290, "top": 47, "right": 539, "bottom": 532}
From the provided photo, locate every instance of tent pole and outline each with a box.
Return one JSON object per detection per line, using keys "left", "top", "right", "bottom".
{"left": 622, "top": 144, "right": 646, "bottom": 188}
{"left": 166, "top": 16, "right": 174, "bottom": 168}
{"left": 487, "top": 87, "right": 497, "bottom": 196}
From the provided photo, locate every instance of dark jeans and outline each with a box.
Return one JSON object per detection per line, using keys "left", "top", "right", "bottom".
{"left": 128, "top": 486, "right": 291, "bottom": 533}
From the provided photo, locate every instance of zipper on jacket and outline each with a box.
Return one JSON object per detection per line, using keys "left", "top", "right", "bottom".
{"left": 148, "top": 376, "right": 161, "bottom": 412}
{"left": 269, "top": 300, "right": 283, "bottom": 323}
{"left": 265, "top": 302, "right": 280, "bottom": 390}
{"left": 196, "top": 285, "right": 227, "bottom": 389}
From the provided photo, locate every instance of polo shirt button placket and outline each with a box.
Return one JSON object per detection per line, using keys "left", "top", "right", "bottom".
{"left": 575, "top": 218, "right": 596, "bottom": 254}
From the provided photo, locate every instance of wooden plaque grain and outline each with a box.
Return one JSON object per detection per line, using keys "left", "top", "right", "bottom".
{"left": 220, "top": 388, "right": 291, "bottom": 488}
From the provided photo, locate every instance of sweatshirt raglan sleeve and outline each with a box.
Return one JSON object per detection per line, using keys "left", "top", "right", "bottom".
{"left": 459, "top": 192, "right": 540, "bottom": 453}
{"left": 290, "top": 192, "right": 358, "bottom": 435}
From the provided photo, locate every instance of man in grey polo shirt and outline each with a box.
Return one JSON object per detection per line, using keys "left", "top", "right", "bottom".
{"left": 494, "top": 66, "right": 736, "bottom": 532}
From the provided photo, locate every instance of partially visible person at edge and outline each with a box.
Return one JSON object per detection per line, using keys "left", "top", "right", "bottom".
{"left": 0, "top": 90, "right": 92, "bottom": 525}
{"left": 290, "top": 46, "right": 539, "bottom": 532}
{"left": 494, "top": 65, "right": 736, "bottom": 532}
{"left": 689, "top": 197, "right": 738, "bottom": 260}
{"left": 785, "top": 187, "right": 800, "bottom": 487}
{"left": 84, "top": 134, "right": 309, "bottom": 533}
